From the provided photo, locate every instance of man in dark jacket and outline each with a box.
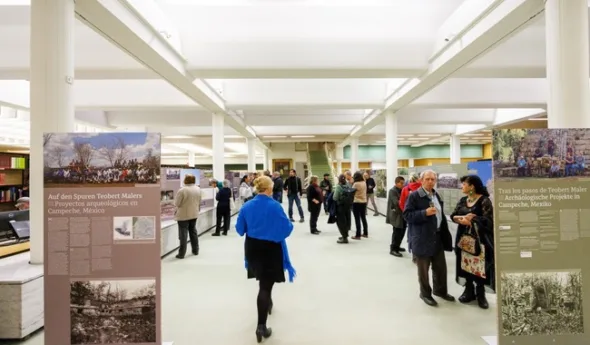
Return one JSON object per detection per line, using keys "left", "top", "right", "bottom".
{"left": 403, "top": 170, "right": 455, "bottom": 307}
{"left": 272, "top": 171, "right": 284, "bottom": 203}
{"left": 284, "top": 169, "right": 304, "bottom": 223}
{"left": 319, "top": 173, "right": 333, "bottom": 214}
{"left": 386, "top": 176, "right": 406, "bottom": 257}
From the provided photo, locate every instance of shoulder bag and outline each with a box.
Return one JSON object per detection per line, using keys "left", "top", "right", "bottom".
{"left": 459, "top": 221, "right": 486, "bottom": 279}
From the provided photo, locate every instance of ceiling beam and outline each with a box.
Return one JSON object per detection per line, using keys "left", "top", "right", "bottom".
{"left": 340, "top": 0, "right": 545, "bottom": 146}
{"left": 74, "top": 0, "right": 267, "bottom": 150}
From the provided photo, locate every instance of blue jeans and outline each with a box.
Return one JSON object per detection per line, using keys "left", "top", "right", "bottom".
{"left": 272, "top": 192, "right": 283, "bottom": 203}
{"left": 287, "top": 194, "right": 304, "bottom": 220}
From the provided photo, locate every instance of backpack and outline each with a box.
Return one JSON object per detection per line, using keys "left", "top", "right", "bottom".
{"left": 338, "top": 186, "right": 356, "bottom": 206}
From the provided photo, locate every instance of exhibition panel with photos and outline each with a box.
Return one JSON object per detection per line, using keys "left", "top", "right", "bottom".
{"left": 43, "top": 132, "right": 162, "bottom": 345}
{"left": 160, "top": 168, "right": 243, "bottom": 254}
{"left": 493, "top": 128, "right": 589, "bottom": 345}
{"left": 369, "top": 161, "right": 493, "bottom": 217}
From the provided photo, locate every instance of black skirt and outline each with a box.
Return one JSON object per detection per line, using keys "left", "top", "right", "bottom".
{"left": 245, "top": 236, "right": 286, "bottom": 283}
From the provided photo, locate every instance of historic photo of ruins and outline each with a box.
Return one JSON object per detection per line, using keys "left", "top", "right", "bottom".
{"left": 500, "top": 270, "right": 584, "bottom": 336}
{"left": 70, "top": 279, "right": 157, "bottom": 344}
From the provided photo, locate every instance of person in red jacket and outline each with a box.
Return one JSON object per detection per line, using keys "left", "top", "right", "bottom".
{"left": 399, "top": 173, "right": 422, "bottom": 257}
{"left": 399, "top": 173, "right": 422, "bottom": 211}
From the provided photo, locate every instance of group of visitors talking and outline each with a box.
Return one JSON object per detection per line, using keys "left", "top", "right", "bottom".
{"left": 172, "top": 167, "right": 495, "bottom": 342}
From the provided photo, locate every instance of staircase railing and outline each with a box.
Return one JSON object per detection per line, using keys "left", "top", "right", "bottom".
{"left": 324, "top": 142, "right": 338, "bottom": 181}
{"left": 303, "top": 143, "right": 312, "bottom": 189}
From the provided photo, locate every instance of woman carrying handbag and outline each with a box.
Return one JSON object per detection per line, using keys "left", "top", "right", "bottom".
{"left": 450, "top": 175, "right": 495, "bottom": 309}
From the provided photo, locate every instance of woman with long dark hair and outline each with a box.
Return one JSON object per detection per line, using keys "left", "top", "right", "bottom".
{"left": 450, "top": 175, "right": 495, "bottom": 309}
{"left": 351, "top": 171, "right": 368, "bottom": 239}
{"left": 235, "top": 176, "right": 296, "bottom": 342}
{"left": 333, "top": 174, "right": 353, "bottom": 243}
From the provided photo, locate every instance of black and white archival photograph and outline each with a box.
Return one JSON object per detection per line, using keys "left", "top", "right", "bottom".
{"left": 437, "top": 172, "right": 460, "bottom": 189}
{"left": 70, "top": 279, "right": 157, "bottom": 344}
{"left": 500, "top": 270, "right": 584, "bottom": 336}
{"left": 113, "top": 216, "right": 156, "bottom": 241}
{"left": 43, "top": 132, "right": 161, "bottom": 187}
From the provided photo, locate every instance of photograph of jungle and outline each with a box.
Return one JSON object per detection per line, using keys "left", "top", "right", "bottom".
{"left": 500, "top": 270, "right": 584, "bottom": 336}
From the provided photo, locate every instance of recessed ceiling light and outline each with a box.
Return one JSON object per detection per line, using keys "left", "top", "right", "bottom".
{"left": 263, "top": 136, "right": 287, "bottom": 138}
{"left": 291, "top": 135, "right": 316, "bottom": 138}
{"left": 397, "top": 134, "right": 414, "bottom": 137}
{"left": 417, "top": 134, "right": 439, "bottom": 137}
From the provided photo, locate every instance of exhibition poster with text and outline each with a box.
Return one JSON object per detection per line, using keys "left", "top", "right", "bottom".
{"left": 493, "top": 128, "right": 589, "bottom": 345}
{"left": 43, "top": 132, "right": 162, "bottom": 345}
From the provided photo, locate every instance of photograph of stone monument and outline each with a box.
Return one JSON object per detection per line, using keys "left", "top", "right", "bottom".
{"left": 493, "top": 129, "right": 590, "bottom": 180}
{"left": 70, "top": 279, "right": 157, "bottom": 344}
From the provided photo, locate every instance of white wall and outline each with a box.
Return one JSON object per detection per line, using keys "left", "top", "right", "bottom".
{"left": 161, "top": 156, "right": 263, "bottom": 166}
{"left": 267, "top": 143, "right": 308, "bottom": 163}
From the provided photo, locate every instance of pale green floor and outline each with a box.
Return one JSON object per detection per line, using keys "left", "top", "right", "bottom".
{"left": 14, "top": 200, "right": 497, "bottom": 345}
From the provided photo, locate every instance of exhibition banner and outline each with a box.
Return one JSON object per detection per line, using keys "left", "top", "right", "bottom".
{"left": 493, "top": 128, "right": 588, "bottom": 344}
{"left": 43, "top": 132, "right": 162, "bottom": 345}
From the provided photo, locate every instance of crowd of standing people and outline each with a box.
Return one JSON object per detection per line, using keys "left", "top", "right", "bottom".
{"left": 173, "top": 167, "right": 495, "bottom": 342}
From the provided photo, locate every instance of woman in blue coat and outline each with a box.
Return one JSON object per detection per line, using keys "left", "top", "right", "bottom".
{"left": 236, "top": 175, "right": 296, "bottom": 343}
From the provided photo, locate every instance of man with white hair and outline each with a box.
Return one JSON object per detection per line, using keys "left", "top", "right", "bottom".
{"left": 15, "top": 197, "right": 29, "bottom": 210}
{"left": 403, "top": 170, "right": 454, "bottom": 307}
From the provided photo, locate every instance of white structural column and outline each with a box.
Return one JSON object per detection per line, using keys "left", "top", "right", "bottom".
{"left": 262, "top": 149, "right": 269, "bottom": 171}
{"left": 384, "top": 112, "right": 398, "bottom": 192}
{"left": 247, "top": 138, "right": 256, "bottom": 172}
{"left": 450, "top": 135, "right": 461, "bottom": 164}
{"left": 350, "top": 138, "right": 359, "bottom": 173}
{"left": 29, "top": 0, "right": 76, "bottom": 265}
{"left": 188, "top": 152, "right": 195, "bottom": 168}
{"left": 211, "top": 113, "right": 225, "bottom": 180}
{"left": 408, "top": 158, "right": 415, "bottom": 168}
{"left": 336, "top": 146, "right": 344, "bottom": 175}
{"left": 545, "top": 0, "right": 590, "bottom": 128}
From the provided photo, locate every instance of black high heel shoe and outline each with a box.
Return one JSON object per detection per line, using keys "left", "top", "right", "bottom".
{"left": 255, "top": 325, "right": 272, "bottom": 343}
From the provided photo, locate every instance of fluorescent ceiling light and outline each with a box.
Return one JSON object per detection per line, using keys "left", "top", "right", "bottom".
{"left": 263, "top": 135, "right": 287, "bottom": 138}
{"left": 291, "top": 135, "right": 316, "bottom": 138}
{"left": 169, "top": 143, "right": 213, "bottom": 155}
{"left": 164, "top": 135, "right": 193, "bottom": 139}
{"left": 397, "top": 134, "right": 414, "bottom": 137}
{"left": 417, "top": 134, "right": 440, "bottom": 137}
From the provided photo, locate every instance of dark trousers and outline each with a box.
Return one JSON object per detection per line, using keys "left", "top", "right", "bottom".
{"left": 391, "top": 224, "right": 407, "bottom": 251}
{"left": 352, "top": 203, "right": 368, "bottom": 237}
{"left": 215, "top": 206, "right": 231, "bottom": 234}
{"left": 323, "top": 195, "right": 329, "bottom": 212}
{"left": 336, "top": 205, "right": 351, "bottom": 238}
{"left": 272, "top": 192, "right": 282, "bottom": 203}
{"left": 257, "top": 279, "right": 275, "bottom": 326}
{"left": 287, "top": 194, "right": 304, "bottom": 220}
{"left": 415, "top": 246, "right": 448, "bottom": 298}
{"left": 309, "top": 204, "right": 321, "bottom": 232}
{"left": 177, "top": 219, "right": 198, "bottom": 257}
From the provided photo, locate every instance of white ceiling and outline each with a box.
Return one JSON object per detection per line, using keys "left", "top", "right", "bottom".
{"left": 0, "top": 0, "right": 561, "bottom": 157}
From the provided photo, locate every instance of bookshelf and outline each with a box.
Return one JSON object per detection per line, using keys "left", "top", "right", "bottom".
{"left": 0, "top": 153, "right": 29, "bottom": 211}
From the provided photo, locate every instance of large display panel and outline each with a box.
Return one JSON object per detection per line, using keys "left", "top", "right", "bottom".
{"left": 408, "top": 164, "right": 469, "bottom": 214}
{"left": 493, "top": 128, "right": 588, "bottom": 345}
{"left": 43, "top": 132, "right": 162, "bottom": 345}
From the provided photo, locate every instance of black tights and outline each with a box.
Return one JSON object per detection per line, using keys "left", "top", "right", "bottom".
{"left": 257, "top": 279, "right": 275, "bottom": 326}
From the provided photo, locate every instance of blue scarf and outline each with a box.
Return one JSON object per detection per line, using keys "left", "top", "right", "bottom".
{"left": 244, "top": 240, "right": 296, "bottom": 283}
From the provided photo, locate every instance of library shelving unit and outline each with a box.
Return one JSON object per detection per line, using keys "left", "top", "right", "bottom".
{"left": 0, "top": 153, "right": 29, "bottom": 211}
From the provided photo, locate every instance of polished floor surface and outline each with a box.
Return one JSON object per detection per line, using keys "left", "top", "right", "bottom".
{"left": 11, "top": 200, "right": 497, "bottom": 345}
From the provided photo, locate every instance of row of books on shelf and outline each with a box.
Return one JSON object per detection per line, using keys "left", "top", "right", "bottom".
{"left": 0, "top": 187, "right": 21, "bottom": 203}
{"left": 0, "top": 156, "right": 27, "bottom": 169}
